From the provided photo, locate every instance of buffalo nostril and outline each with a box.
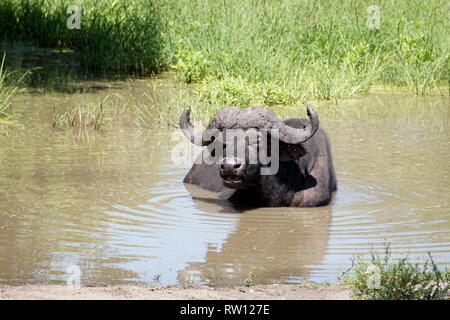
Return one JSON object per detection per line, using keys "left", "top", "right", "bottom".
{"left": 220, "top": 164, "right": 225, "bottom": 169}
{"left": 234, "top": 163, "right": 241, "bottom": 169}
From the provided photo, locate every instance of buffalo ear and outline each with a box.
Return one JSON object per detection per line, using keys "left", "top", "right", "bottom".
{"left": 279, "top": 144, "right": 315, "bottom": 176}
{"left": 279, "top": 144, "right": 306, "bottom": 162}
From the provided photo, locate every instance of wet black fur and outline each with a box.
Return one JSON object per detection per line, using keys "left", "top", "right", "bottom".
{"left": 183, "top": 114, "right": 337, "bottom": 207}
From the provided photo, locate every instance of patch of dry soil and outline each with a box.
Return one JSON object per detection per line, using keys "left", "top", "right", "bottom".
{"left": 0, "top": 284, "right": 350, "bottom": 300}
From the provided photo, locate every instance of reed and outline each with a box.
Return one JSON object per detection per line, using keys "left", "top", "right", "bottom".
{"left": 0, "top": 53, "right": 28, "bottom": 134}
{"left": 53, "top": 96, "right": 112, "bottom": 131}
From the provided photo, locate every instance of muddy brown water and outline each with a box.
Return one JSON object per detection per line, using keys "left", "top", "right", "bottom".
{"left": 0, "top": 71, "right": 449, "bottom": 286}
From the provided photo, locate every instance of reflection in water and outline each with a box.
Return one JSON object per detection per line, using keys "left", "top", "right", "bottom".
{"left": 179, "top": 189, "right": 331, "bottom": 285}
{"left": 0, "top": 81, "right": 449, "bottom": 285}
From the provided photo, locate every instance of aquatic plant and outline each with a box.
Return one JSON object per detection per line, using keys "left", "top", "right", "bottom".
{"left": 0, "top": 53, "right": 27, "bottom": 134}
{"left": 0, "top": 54, "right": 14, "bottom": 119}
{"left": 53, "top": 96, "right": 112, "bottom": 131}
{"left": 342, "top": 246, "right": 450, "bottom": 300}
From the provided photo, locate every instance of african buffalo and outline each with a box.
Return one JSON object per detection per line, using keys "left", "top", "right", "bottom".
{"left": 180, "top": 106, "right": 337, "bottom": 207}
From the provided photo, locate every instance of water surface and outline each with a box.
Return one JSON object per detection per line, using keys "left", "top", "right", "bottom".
{"left": 0, "top": 76, "right": 449, "bottom": 286}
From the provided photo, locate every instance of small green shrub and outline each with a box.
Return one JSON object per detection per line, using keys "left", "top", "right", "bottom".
{"left": 197, "top": 76, "right": 255, "bottom": 108}
{"left": 343, "top": 247, "right": 450, "bottom": 300}
{"left": 260, "top": 82, "right": 296, "bottom": 106}
{"left": 244, "top": 266, "right": 257, "bottom": 287}
{"left": 196, "top": 76, "right": 296, "bottom": 109}
{"left": 173, "top": 49, "right": 212, "bottom": 83}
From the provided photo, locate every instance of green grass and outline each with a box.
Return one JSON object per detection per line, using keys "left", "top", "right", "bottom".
{"left": 243, "top": 266, "right": 258, "bottom": 288}
{"left": 1, "top": 0, "right": 449, "bottom": 128}
{"left": 162, "top": 0, "right": 449, "bottom": 105}
{"left": 0, "top": 54, "right": 14, "bottom": 120}
{"left": 0, "top": 0, "right": 167, "bottom": 73}
{"left": 0, "top": 53, "right": 27, "bottom": 134}
{"left": 342, "top": 247, "right": 450, "bottom": 300}
{"left": 52, "top": 96, "right": 112, "bottom": 131}
{"left": 51, "top": 92, "right": 175, "bottom": 131}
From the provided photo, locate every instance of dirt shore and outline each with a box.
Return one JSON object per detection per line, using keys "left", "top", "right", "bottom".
{"left": 0, "top": 283, "right": 351, "bottom": 300}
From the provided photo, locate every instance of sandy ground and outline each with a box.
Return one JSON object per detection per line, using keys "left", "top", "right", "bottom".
{"left": 0, "top": 283, "right": 351, "bottom": 300}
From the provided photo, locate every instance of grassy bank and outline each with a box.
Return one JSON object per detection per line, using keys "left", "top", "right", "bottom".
{"left": 0, "top": 0, "right": 167, "bottom": 73}
{"left": 162, "top": 0, "right": 449, "bottom": 112}
{"left": 0, "top": 0, "right": 448, "bottom": 127}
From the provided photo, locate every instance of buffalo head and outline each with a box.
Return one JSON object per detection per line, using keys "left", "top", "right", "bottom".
{"left": 180, "top": 106, "right": 319, "bottom": 189}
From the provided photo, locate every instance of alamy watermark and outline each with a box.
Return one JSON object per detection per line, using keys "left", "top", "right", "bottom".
{"left": 366, "top": 264, "right": 381, "bottom": 289}
{"left": 67, "top": 5, "right": 81, "bottom": 30}
{"left": 66, "top": 264, "right": 81, "bottom": 289}
{"left": 366, "top": 5, "right": 381, "bottom": 30}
